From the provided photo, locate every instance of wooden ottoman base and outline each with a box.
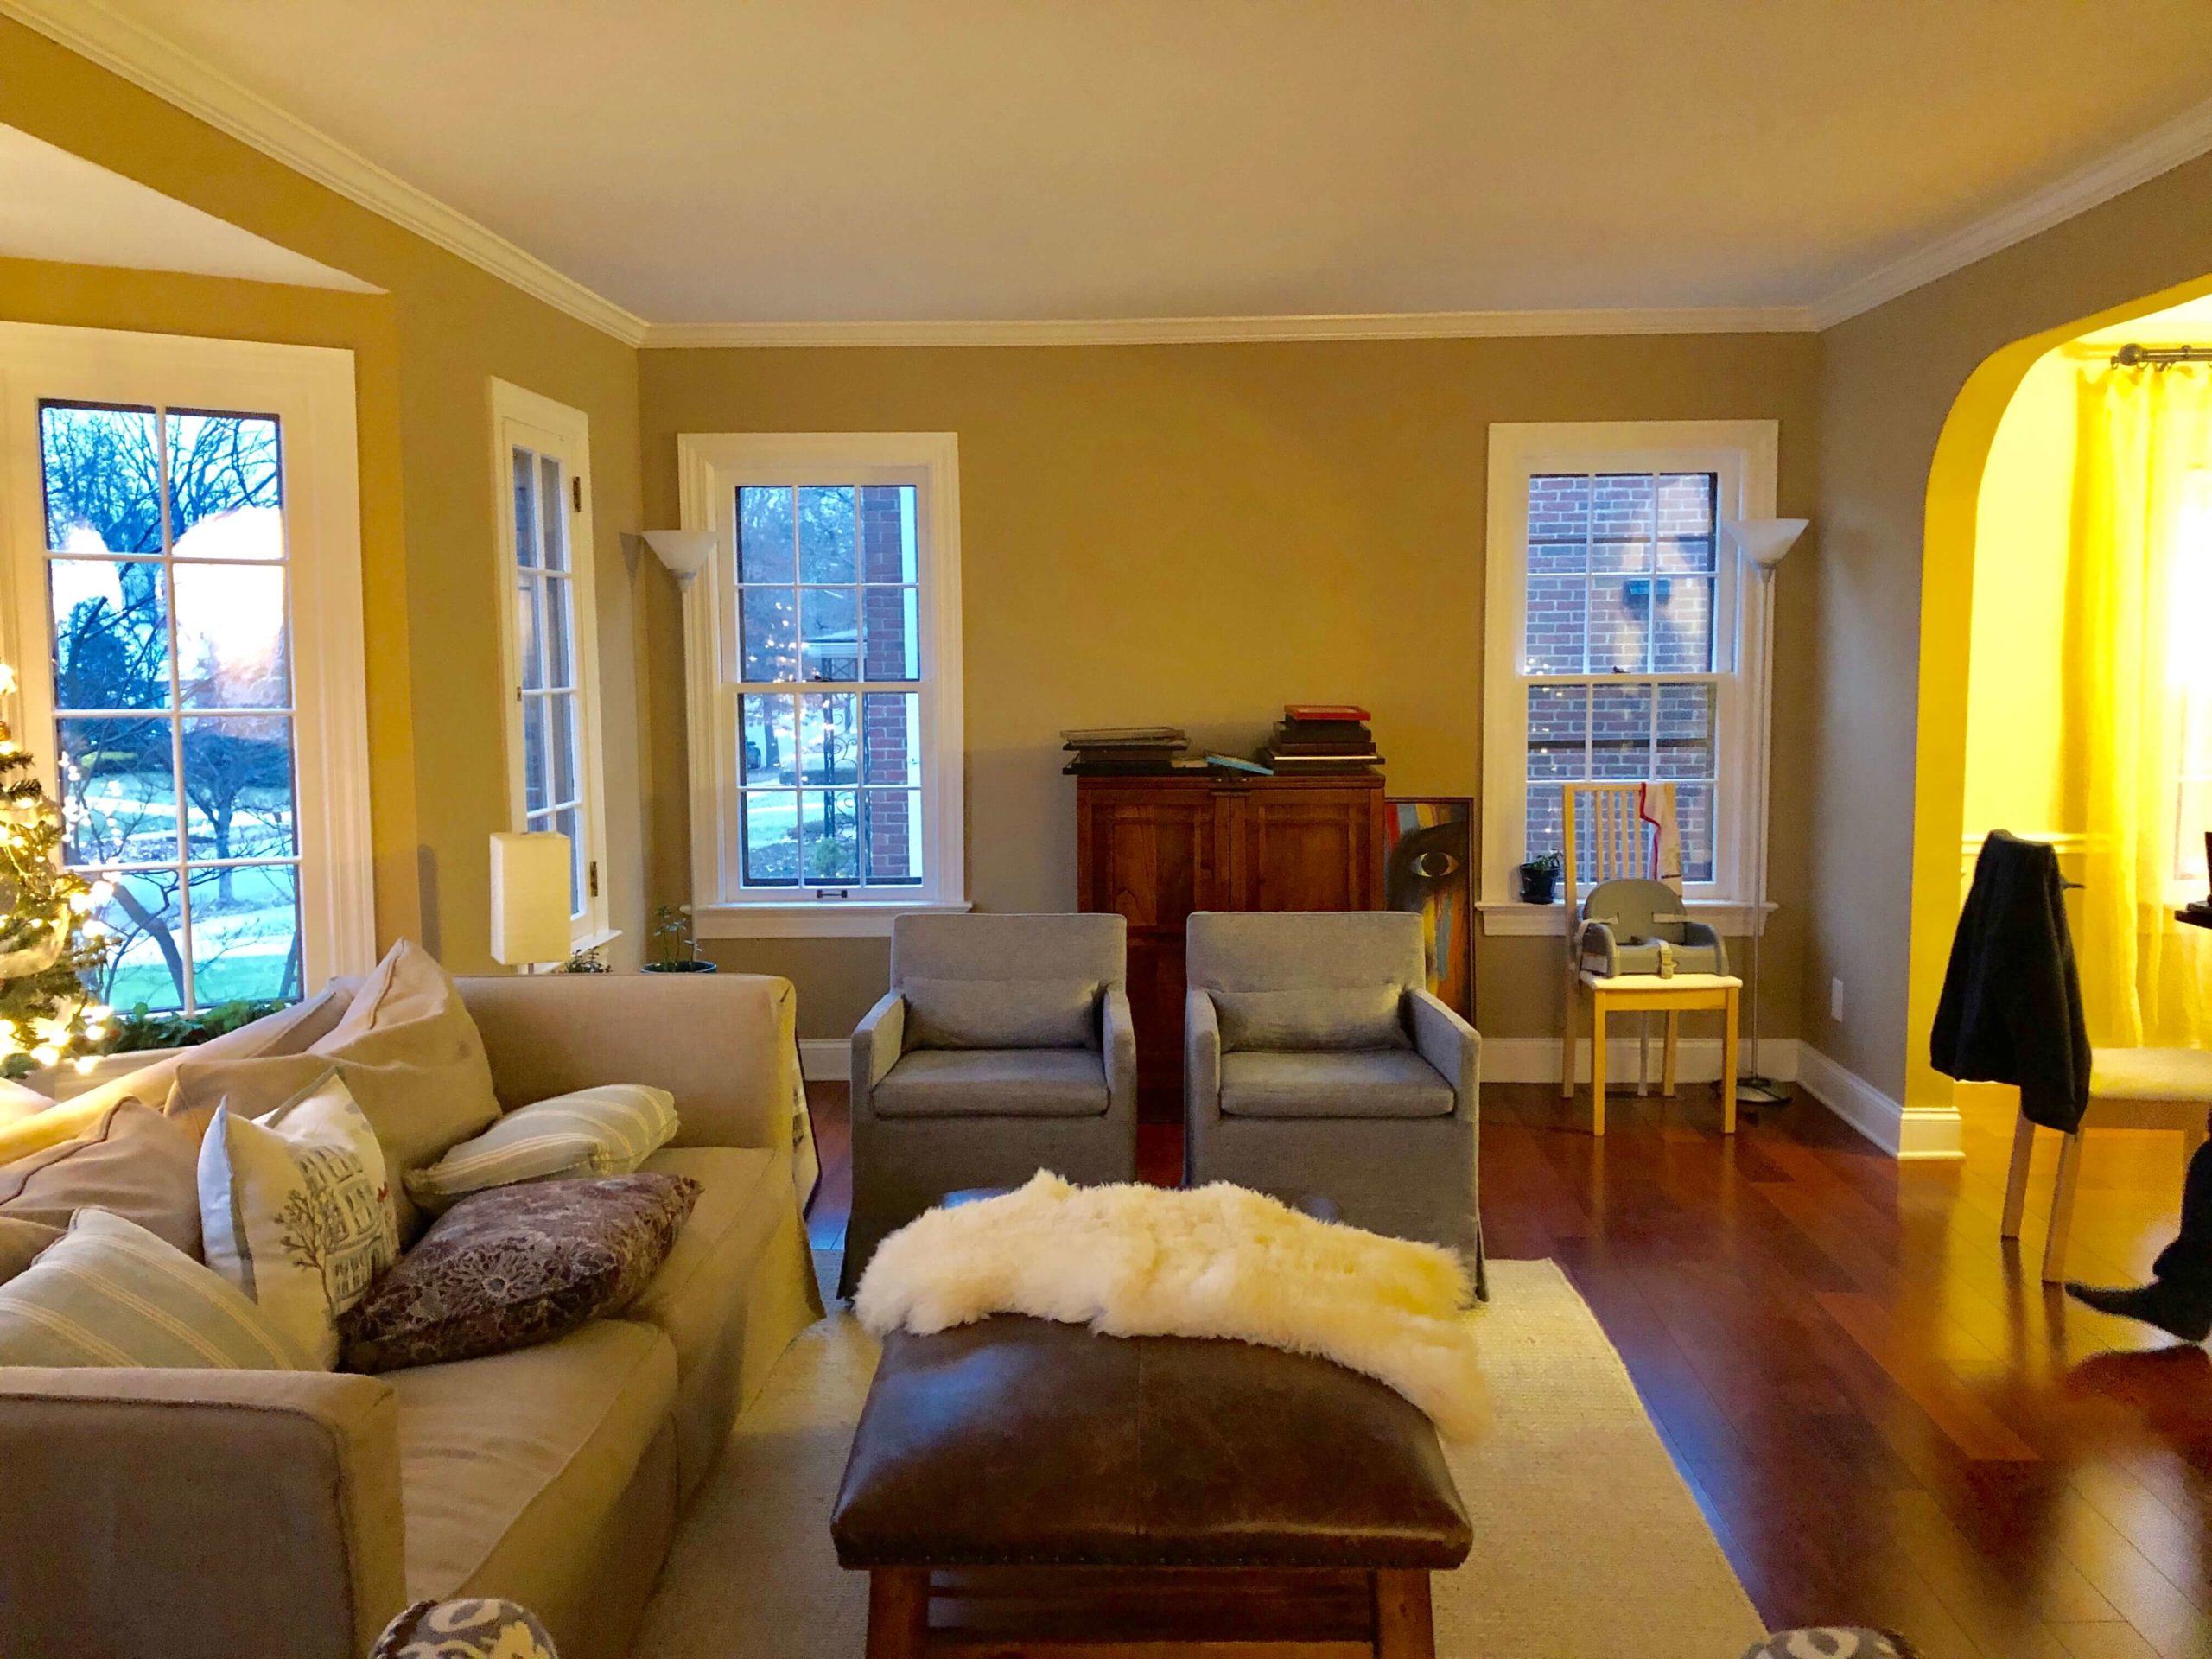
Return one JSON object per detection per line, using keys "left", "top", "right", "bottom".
{"left": 864, "top": 1565, "right": 1436, "bottom": 1659}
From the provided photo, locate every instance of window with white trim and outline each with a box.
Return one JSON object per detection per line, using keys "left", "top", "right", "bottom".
{"left": 0, "top": 323, "right": 372, "bottom": 1009}
{"left": 1482, "top": 422, "right": 1777, "bottom": 925}
{"left": 490, "top": 380, "right": 610, "bottom": 949}
{"left": 677, "top": 433, "right": 963, "bottom": 937}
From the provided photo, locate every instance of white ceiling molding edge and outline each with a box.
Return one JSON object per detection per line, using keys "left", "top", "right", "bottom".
{"left": 639, "top": 307, "right": 1820, "bottom": 349}
{"left": 1808, "top": 93, "right": 2212, "bottom": 329}
{"left": 0, "top": 0, "right": 652, "bottom": 346}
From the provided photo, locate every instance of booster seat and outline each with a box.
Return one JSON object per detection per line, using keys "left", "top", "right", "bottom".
{"left": 1574, "top": 877, "right": 1729, "bottom": 979}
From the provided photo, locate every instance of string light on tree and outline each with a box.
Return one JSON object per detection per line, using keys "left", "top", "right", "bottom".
{"left": 0, "top": 663, "right": 115, "bottom": 1074}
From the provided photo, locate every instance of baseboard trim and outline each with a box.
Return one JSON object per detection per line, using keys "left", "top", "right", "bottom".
{"left": 799, "top": 1039, "right": 850, "bottom": 1082}
{"left": 1481, "top": 1035, "right": 1798, "bottom": 1086}
{"left": 806, "top": 1033, "right": 1801, "bottom": 1088}
{"left": 1796, "top": 1046, "right": 1963, "bottom": 1160}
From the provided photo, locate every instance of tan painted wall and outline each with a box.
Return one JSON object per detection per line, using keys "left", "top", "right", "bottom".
{"left": 1963, "top": 348, "right": 2080, "bottom": 844}
{"left": 1807, "top": 149, "right": 2212, "bottom": 1104}
{"left": 640, "top": 335, "right": 1821, "bottom": 1040}
{"left": 0, "top": 22, "right": 650, "bottom": 973}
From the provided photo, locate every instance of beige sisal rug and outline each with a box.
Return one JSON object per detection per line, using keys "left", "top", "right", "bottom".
{"left": 633, "top": 1257, "right": 1765, "bottom": 1658}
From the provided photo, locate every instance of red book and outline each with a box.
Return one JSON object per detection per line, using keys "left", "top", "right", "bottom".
{"left": 1284, "top": 703, "right": 1371, "bottom": 723}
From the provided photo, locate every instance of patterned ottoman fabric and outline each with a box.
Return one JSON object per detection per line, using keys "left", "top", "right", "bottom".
{"left": 371, "top": 1598, "right": 557, "bottom": 1658}
{"left": 340, "top": 1173, "right": 699, "bottom": 1372}
{"left": 1744, "top": 1630, "right": 1918, "bottom": 1659}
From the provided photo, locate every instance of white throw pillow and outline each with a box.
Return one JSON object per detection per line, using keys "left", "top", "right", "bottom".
{"left": 198, "top": 1070, "right": 401, "bottom": 1369}
{"left": 404, "top": 1084, "right": 679, "bottom": 1211}
{"left": 0, "top": 1209, "right": 298, "bottom": 1370}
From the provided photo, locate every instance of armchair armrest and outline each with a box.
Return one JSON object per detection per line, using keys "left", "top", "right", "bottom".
{"left": 851, "top": 990, "right": 908, "bottom": 1120}
{"left": 457, "top": 973, "right": 802, "bottom": 1152}
{"left": 1185, "top": 987, "right": 1223, "bottom": 1125}
{"left": 0, "top": 1366, "right": 405, "bottom": 1659}
{"left": 1102, "top": 984, "right": 1138, "bottom": 1121}
{"left": 1408, "top": 988, "right": 1480, "bottom": 1122}
{"left": 1573, "top": 919, "right": 1619, "bottom": 976}
{"left": 1681, "top": 920, "right": 1730, "bottom": 976}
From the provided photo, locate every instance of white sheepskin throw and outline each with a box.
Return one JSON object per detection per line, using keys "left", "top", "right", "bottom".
{"left": 853, "top": 1173, "right": 1486, "bottom": 1439}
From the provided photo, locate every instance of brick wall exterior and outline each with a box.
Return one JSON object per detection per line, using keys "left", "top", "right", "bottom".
{"left": 1522, "top": 471, "right": 1719, "bottom": 882}
{"left": 858, "top": 485, "right": 919, "bottom": 884}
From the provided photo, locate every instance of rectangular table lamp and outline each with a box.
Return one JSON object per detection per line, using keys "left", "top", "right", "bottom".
{"left": 491, "top": 830, "right": 573, "bottom": 968}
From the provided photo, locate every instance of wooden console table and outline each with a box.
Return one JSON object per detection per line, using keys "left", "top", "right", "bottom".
{"left": 1075, "top": 772, "right": 1384, "bottom": 1120}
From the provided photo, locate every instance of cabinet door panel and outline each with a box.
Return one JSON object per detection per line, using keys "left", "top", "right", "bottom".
{"left": 1244, "top": 789, "right": 1379, "bottom": 911}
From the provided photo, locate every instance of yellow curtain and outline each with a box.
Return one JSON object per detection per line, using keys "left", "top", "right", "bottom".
{"left": 2072, "top": 362, "right": 2212, "bottom": 1048}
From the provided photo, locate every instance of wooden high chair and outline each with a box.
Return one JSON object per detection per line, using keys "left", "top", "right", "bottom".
{"left": 1556, "top": 782, "right": 1742, "bottom": 1136}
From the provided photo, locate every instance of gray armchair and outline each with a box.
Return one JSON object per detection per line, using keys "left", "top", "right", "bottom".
{"left": 839, "top": 912, "right": 1137, "bottom": 1296}
{"left": 1185, "top": 911, "right": 1484, "bottom": 1294}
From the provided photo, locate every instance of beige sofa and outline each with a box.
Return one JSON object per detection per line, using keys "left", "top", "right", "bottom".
{"left": 0, "top": 972, "right": 824, "bottom": 1659}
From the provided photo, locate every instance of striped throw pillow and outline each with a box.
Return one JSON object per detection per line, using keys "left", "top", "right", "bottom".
{"left": 0, "top": 1208, "right": 299, "bottom": 1370}
{"left": 404, "top": 1085, "right": 677, "bottom": 1211}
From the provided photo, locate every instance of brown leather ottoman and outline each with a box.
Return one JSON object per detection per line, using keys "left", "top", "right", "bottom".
{"left": 831, "top": 1315, "right": 1471, "bottom": 1657}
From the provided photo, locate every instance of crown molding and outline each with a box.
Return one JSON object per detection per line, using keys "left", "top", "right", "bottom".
{"left": 1809, "top": 93, "right": 2212, "bottom": 328}
{"left": 640, "top": 306, "right": 1819, "bottom": 349}
{"left": 0, "top": 0, "right": 650, "bottom": 346}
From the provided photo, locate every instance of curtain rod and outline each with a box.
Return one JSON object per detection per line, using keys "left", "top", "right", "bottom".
{"left": 2110, "top": 343, "right": 2212, "bottom": 367}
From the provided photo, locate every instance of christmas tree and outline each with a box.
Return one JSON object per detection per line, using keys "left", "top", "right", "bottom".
{"left": 0, "top": 664, "right": 115, "bottom": 1074}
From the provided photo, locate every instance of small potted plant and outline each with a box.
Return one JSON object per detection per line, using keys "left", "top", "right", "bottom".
{"left": 641, "top": 905, "right": 716, "bottom": 973}
{"left": 1517, "top": 851, "right": 1563, "bottom": 906}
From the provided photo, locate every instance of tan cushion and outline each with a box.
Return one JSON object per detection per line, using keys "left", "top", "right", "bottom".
{"left": 392, "top": 1318, "right": 677, "bottom": 1602}
{"left": 1212, "top": 987, "right": 1411, "bottom": 1052}
{"left": 170, "top": 943, "right": 500, "bottom": 1241}
{"left": 901, "top": 976, "right": 1099, "bottom": 1050}
{"left": 0, "top": 1100, "right": 204, "bottom": 1255}
{"left": 0, "top": 1217, "right": 59, "bottom": 1282}
{"left": 405, "top": 1084, "right": 678, "bottom": 1212}
{"left": 2091, "top": 1047, "right": 2212, "bottom": 1103}
{"left": 1219, "top": 1050, "right": 1456, "bottom": 1119}
{"left": 0, "top": 986, "right": 336, "bottom": 1168}
{"left": 874, "top": 1048, "right": 1109, "bottom": 1117}
{"left": 0, "top": 1210, "right": 299, "bottom": 1370}
{"left": 624, "top": 1146, "right": 786, "bottom": 1491}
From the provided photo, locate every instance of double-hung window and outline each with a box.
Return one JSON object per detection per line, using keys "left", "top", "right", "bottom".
{"left": 0, "top": 323, "right": 372, "bottom": 1010}
{"left": 491, "top": 380, "right": 611, "bottom": 950}
{"left": 1481, "top": 421, "right": 1778, "bottom": 931}
{"left": 676, "top": 433, "right": 964, "bottom": 936}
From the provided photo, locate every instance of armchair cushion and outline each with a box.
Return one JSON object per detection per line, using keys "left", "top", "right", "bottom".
{"left": 1219, "top": 1051, "right": 1454, "bottom": 1120}
{"left": 1212, "top": 986, "right": 1410, "bottom": 1053}
{"left": 873, "top": 1049, "right": 1109, "bottom": 1119}
{"left": 902, "top": 976, "right": 1099, "bottom": 1051}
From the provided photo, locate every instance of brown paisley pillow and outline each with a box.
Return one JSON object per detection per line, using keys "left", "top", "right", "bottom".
{"left": 339, "top": 1173, "right": 699, "bottom": 1373}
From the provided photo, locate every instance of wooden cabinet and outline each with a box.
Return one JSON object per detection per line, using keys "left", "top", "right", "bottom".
{"left": 1075, "top": 773, "right": 1384, "bottom": 1119}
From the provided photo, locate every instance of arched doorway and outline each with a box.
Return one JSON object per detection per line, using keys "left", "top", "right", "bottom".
{"left": 1904, "top": 275, "right": 2212, "bottom": 1122}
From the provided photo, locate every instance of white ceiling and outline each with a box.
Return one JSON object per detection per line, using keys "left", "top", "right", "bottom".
{"left": 0, "top": 121, "right": 374, "bottom": 291}
{"left": 27, "top": 1, "right": 2212, "bottom": 334}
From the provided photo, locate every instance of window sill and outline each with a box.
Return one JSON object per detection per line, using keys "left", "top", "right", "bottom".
{"left": 692, "top": 899, "right": 972, "bottom": 939}
{"left": 571, "top": 926, "right": 622, "bottom": 953}
{"left": 1478, "top": 899, "right": 1777, "bottom": 938}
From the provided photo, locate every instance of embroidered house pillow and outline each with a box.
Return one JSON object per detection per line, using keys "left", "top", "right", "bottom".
{"left": 199, "top": 1071, "right": 400, "bottom": 1369}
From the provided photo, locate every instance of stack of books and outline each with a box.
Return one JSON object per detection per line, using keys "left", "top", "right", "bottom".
{"left": 1061, "top": 726, "right": 1192, "bottom": 776}
{"left": 1260, "top": 704, "right": 1382, "bottom": 774}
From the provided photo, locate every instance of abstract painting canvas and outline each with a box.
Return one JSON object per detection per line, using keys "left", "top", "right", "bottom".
{"left": 1384, "top": 798, "right": 1474, "bottom": 1018}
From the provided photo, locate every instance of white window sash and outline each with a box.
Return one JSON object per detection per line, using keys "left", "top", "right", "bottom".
{"left": 675, "top": 432, "right": 964, "bottom": 936}
{"left": 0, "top": 321, "right": 373, "bottom": 1001}
{"left": 1480, "top": 420, "right": 1777, "bottom": 922}
{"left": 488, "top": 379, "right": 612, "bottom": 949}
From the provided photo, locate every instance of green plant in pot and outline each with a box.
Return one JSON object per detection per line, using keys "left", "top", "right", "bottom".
{"left": 1517, "top": 851, "right": 1563, "bottom": 905}
{"left": 642, "top": 905, "right": 716, "bottom": 974}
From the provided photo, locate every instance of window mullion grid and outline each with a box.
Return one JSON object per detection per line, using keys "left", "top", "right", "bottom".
{"left": 156, "top": 404, "right": 198, "bottom": 1014}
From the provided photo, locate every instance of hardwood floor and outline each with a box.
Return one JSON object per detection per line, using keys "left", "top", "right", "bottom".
{"left": 802, "top": 1078, "right": 2212, "bottom": 1657}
